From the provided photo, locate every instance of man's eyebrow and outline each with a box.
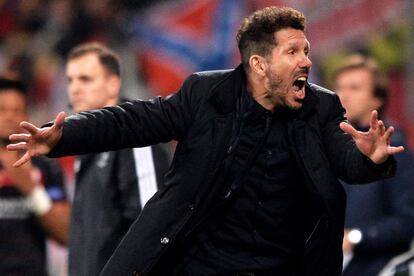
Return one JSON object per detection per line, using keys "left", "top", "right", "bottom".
{"left": 286, "top": 41, "right": 310, "bottom": 50}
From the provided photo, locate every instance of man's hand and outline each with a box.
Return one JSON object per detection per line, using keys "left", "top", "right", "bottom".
{"left": 340, "top": 110, "right": 404, "bottom": 164}
{"left": 343, "top": 230, "right": 354, "bottom": 254}
{"left": 7, "top": 112, "right": 66, "bottom": 167}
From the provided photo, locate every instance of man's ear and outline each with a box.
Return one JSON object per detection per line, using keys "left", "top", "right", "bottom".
{"left": 108, "top": 75, "right": 121, "bottom": 98}
{"left": 248, "top": 55, "right": 267, "bottom": 77}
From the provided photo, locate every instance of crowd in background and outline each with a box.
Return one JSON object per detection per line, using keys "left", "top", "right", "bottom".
{"left": 1, "top": 0, "right": 412, "bottom": 136}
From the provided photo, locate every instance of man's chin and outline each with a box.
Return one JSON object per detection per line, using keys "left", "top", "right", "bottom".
{"left": 72, "top": 106, "right": 88, "bottom": 113}
{"left": 287, "top": 101, "right": 303, "bottom": 110}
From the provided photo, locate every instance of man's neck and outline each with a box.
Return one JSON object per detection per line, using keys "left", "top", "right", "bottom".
{"left": 350, "top": 116, "right": 371, "bottom": 129}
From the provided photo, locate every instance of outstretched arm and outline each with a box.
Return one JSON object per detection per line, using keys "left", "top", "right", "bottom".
{"left": 7, "top": 112, "right": 66, "bottom": 167}
{"left": 339, "top": 110, "right": 404, "bottom": 164}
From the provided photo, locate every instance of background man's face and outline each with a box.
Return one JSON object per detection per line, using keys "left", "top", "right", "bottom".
{"left": 335, "top": 68, "right": 382, "bottom": 126}
{"left": 66, "top": 53, "right": 118, "bottom": 113}
{"left": 263, "top": 27, "right": 312, "bottom": 110}
{"left": 0, "top": 90, "right": 26, "bottom": 140}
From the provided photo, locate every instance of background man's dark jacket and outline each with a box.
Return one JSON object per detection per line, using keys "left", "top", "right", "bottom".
{"left": 49, "top": 65, "right": 394, "bottom": 276}
{"left": 69, "top": 144, "right": 169, "bottom": 276}
{"left": 342, "top": 127, "right": 414, "bottom": 276}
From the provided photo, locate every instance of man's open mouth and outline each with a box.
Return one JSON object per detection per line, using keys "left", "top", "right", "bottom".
{"left": 293, "top": 76, "right": 307, "bottom": 92}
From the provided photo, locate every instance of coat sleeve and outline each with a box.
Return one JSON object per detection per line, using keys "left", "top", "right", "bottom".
{"left": 48, "top": 74, "right": 202, "bottom": 157}
{"left": 321, "top": 94, "right": 395, "bottom": 183}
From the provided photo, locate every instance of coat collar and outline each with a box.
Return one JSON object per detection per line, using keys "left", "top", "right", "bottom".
{"left": 300, "top": 83, "right": 320, "bottom": 119}
{"left": 209, "top": 64, "right": 245, "bottom": 115}
{"left": 209, "top": 64, "right": 320, "bottom": 119}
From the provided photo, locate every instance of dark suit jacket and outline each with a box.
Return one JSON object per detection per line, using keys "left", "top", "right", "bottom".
{"left": 342, "top": 127, "right": 414, "bottom": 276}
{"left": 69, "top": 145, "right": 169, "bottom": 276}
{"left": 49, "top": 65, "right": 395, "bottom": 276}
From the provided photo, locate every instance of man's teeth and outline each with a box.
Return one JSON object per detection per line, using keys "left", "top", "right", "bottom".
{"left": 297, "top": 77, "right": 306, "bottom": 81}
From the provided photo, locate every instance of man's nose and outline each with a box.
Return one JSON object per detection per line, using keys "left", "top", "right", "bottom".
{"left": 68, "top": 82, "right": 80, "bottom": 95}
{"left": 300, "top": 55, "right": 312, "bottom": 69}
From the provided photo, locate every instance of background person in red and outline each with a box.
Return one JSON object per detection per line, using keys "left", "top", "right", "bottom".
{"left": 0, "top": 78, "right": 69, "bottom": 275}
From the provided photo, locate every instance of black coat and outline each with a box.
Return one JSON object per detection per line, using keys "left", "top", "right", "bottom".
{"left": 49, "top": 65, "right": 395, "bottom": 276}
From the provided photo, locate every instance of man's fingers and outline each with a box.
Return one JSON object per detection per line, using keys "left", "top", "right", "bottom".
{"left": 370, "top": 110, "right": 378, "bottom": 130}
{"left": 20, "top": 121, "right": 40, "bottom": 135}
{"left": 384, "top": 126, "right": 395, "bottom": 142}
{"left": 378, "top": 120, "right": 385, "bottom": 136}
{"left": 388, "top": 146, "right": 405, "bottom": 155}
{"left": 6, "top": 142, "right": 28, "bottom": 151}
{"left": 51, "top": 111, "right": 66, "bottom": 131}
{"left": 340, "top": 122, "right": 359, "bottom": 138}
{"left": 13, "top": 152, "right": 31, "bottom": 168}
{"left": 9, "top": 133, "right": 31, "bottom": 143}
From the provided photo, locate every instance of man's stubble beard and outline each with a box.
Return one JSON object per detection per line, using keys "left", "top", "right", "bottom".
{"left": 265, "top": 69, "right": 290, "bottom": 109}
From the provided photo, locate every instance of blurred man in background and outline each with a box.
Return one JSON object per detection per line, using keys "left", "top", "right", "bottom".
{"left": 65, "top": 42, "right": 169, "bottom": 276}
{"left": 0, "top": 78, "right": 69, "bottom": 275}
{"left": 334, "top": 55, "right": 414, "bottom": 276}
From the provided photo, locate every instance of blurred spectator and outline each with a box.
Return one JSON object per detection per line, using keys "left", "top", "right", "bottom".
{"left": 0, "top": 77, "right": 69, "bottom": 275}
{"left": 0, "top": 0, "right": 136, "bottom": 113}
{"left": 334, "top": 54, "right": 414, "bottom": 276}
{"left": 65, "top": 42, "right": 169, "bottom": 276}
